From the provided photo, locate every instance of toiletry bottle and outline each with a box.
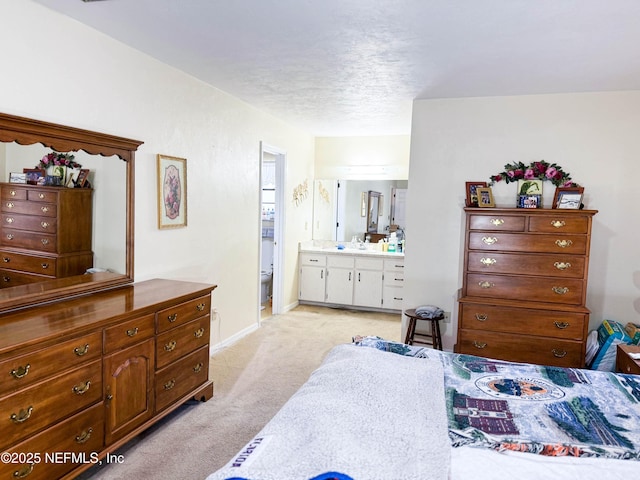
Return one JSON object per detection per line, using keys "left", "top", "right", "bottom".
{"left": 388, "top": 232, "right": 397, "bottom": 253}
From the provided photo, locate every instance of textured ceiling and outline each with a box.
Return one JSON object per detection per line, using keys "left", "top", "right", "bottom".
{"left": 33, "top": 0, "right": 640, "bottom": 136}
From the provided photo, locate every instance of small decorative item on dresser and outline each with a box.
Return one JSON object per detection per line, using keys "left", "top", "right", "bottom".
{"left": 517, "top": 194, "right": 541, "bottom": 208}
{"left": 465, "top": 181, "right": 486, "bottom": 207}
{"left": 475, "top": 187, "right": 495, "bottom": 207}
{"left": 22, "top": 168, "right": 45, "bottom": 185}
{"left": 75, "top": 168, "right": 90, "bottom": 188}
{"left": 553, "top": 186, "right": 584, "bottom": 209}
{"left": 8, "top": 172, "right": 26, "bottom": 183}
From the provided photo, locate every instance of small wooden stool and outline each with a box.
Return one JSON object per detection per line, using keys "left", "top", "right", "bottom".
{"left": 404, "top": 308, "right": 444, "bottom": 350}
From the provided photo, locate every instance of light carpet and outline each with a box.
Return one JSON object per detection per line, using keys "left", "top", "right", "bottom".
{"left": 78, "top": 304, "right": 401, "bottom": 479}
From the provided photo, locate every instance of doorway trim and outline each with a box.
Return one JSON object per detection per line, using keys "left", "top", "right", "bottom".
{"left": 259, "top": 142, "right": 286, "bottom": 318}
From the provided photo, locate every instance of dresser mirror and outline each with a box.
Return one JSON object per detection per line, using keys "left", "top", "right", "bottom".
{"left": 0, "top": 112, "right": 142, "bottom": 314}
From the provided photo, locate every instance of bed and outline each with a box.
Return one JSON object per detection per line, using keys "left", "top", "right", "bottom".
{"left": 206, "top": 336, "right": 640, "bottom": 480}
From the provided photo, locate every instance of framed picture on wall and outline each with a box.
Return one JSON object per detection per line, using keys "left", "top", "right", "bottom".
{"left": 553, "top": 186, "right": 584, "bottom": 209}
{"left": 465, "top": 181, "right": 487, "bottom": 207}
{"left": 157, "top": 154, "right": 187, "bottom": 229}
{"left": 476, "top": 187, "right": 495, "bottom": 208}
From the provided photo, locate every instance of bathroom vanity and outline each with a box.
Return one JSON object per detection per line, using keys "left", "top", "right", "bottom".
{"left": 298, "top": 243, "right": 404, "bottom": 312}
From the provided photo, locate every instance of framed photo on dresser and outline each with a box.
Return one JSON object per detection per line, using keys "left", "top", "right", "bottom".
{"left": 553, "top": 186, "right": 584, "bottom": 209}
{"left": 476, "top": 187, "right": 495, "bottom": 207}
{"left": 465, "top": 181, "right": 487, "bottom": 207}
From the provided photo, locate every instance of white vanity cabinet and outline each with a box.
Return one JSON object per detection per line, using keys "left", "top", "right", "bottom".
{"left": 382, "top": 258, "right": 405, "bottom": 310}
{"left": 353, "top": 257, "right": 384, "bottom": 308}
{"left": 298, "top": 253, "right": 326, "bottom": 302}
{"left": 325, "top": 255, "right": 354, "bottom": 305}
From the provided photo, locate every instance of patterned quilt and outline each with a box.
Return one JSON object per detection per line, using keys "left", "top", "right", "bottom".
{"left": 354, "top": 336, "right": 640, "bottom": 461}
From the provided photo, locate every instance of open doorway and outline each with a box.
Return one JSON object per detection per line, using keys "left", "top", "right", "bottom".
{"left": 259, "top": 142, "right": 285, "bottom": 320}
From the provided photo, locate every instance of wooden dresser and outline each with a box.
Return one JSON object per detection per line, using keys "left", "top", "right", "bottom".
{"left": 0, "top": 183, "right": 93, "bottom": 288}
{"left": 456, "top": 207, "right": 597, "bottom": 367}
{"left": 0, "top": 279, "right": 215, "bottom": 480}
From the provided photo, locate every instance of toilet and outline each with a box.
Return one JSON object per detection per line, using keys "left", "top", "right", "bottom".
{"left": 260, "top": 271, "right": 272, "bottom": 304}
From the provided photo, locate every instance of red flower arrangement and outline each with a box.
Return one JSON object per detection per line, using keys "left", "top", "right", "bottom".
{"left": 36, "top": 152, "right": 82, "bottom": 170}
{"left": 489, "top": 160, "right": 578, "bottom": 187}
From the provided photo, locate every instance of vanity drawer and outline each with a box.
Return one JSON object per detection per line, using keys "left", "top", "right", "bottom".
{"left": 468, "top": 232, "right": 588, "bottom": 255}
{"left": 300, "top": 253, "right": 326, "bottom": 266}
{"left": 528, "top": 215, "right": 590, "bottom": 234}
{"left": 0, "top": 359, "right": 102, "bottom": 450}
{"left": 355, "top": 257, "right": 383, "bottom": 270}
{"left": 0, "top": 228, "right": 57, "bottom": 253}
{"left": 156, "top": 294, "right": 211, "bottom": 333}
{"left": 383, "top": 258, "right": 405, "bottom": 272}
{"left": 155, "top": 346, "right": 209, "bottom": 412}
{"left": 0, "top": 249, "right": 57, "bottom": 275}
{"left": 156, "top": 316, "right": 210, "bottom": 369}
{"left": 104, "top": 314, "right": 155, "bottom": 353}
{"left": 2, "top": 213, "right": 57, "bottom": 233}
{"left": 327, "top": 254, "right": 354, "bottom": 268}
{"left": 466, "top": 273, "right": 584, "bottom": 304}
{"left": 0, "top": 331, "right": 102, "bottom": 396}
{"left": 1, "top": 200, "right": 57, "bottom": 217}
{"left": 0, "top": 402, "right": 104, "bottom": 480}
{"left": 466, "top": 251, "right": 586, "bottom": 278}
{"left": 469, "top": 214, "right": 525, "bottom": 231}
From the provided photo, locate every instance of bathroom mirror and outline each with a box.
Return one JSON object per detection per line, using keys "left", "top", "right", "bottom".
{"left": 367, "top": 191, "right": 381, "bottom": 233}
{"left": 0, "top": 112, "right": 142, "bottom": 314}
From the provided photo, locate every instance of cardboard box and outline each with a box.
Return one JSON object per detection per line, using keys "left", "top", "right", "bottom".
{"left": 624, "top": 322, "right": 640, "bottom": 345}
{"left": 590, "top": 319, "right": 632, "bottom": 371}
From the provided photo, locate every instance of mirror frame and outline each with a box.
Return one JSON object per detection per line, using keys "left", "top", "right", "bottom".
{"left": 0, "top": 112, "right": 143, "bottom": 314}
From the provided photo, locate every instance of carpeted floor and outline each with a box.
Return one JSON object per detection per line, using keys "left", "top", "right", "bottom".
{"left": 78, "top": 304, "right": 401, "bottom": 479}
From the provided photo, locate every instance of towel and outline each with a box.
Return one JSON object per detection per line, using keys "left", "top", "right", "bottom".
{"left": 415, "top": 305, "right": 444, "bottom": 319}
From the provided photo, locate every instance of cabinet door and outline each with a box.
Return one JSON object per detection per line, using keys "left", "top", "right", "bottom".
{"left": 299, "top": 265, "right": 326, "bottom": 302}
{"left": 353, "top": 269, "right": 383, "bottom": 308}
{"left": 326, "top": 267, "right": 353, "bottom": 305}
{"left": 104, "top": 338, "right": 154, "bottom": 444}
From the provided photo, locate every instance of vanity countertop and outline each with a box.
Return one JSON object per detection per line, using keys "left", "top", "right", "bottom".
{"left": 299, "top": 242, "right": 404, "bottom": 258}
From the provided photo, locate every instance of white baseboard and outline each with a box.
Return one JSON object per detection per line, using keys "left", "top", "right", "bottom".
{"left": 210, "top": 322, "right": 260, "bottom": 355}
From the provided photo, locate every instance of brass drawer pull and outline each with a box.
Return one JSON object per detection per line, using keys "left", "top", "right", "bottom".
{"left": 2, "top": 256, "right": 9, "bottom": 262}
{"left": 474, "top": 313, "right": 488, "bottom": 321}
{"left": 167, "top": 313, "right": 178, "bottom": 323}
{"left": 10, "top": 364, "right": 31, "bottom": 379}
{"left": 490, "top": 218, "right": 504, "bottom": 226}
{"left": 41, "top": 239, "right": 49, "bottom": 245}
{"left": 75, "top": 427, "right": 93, "bottom": 444}
{"left": 480, "top": 257, "right": 496, "bottom": 266}
{"left": 555, "top": 239, "right": 573, "bottom": 248}
{"left": 193, "top": 362, "right": 204, "bottom": 373}
{"left": 194, "top": 328, "right": 205, "bottom": 339}
{"left": 164, "top": 379, "right": 176, "bottom": 390}
{"left": 13, "top": 463, "right": 34, "bottom": 478}
{"left": 40, "top": 206, "right": 49, "bottom": 213}
{"left": 472, "top": 341, "right": 487, "bottom": 349}
{"left": 40, "top": 221, "right": 50, "bottom": 229}
{"left": 9, "top": 190, "right": 16, "bottom": 196}
{"left": 552, "top": 286, "right": 569, "bottom": 295}
{"left": 38, "top": 193, "right": 45, "bottom": 199}
{"left": 74, "top": 344, "right": 90, "bottom": 356}
{"left": 6, "top": 201, "right": 14, "bottom": 208}
{"left": 6, "top": 234, "right": 14, "bottom": 240}
{"left": 481, "top": 236, "right": 498, "bottom": 245}
{"left": 73, "top": 380, "right": 91, "bottom": 395}
{"left": 478, "top": 281, "right": 494, "bottom": 289}
{"left": 554, "top": 261, "right": 571, "bottom": 270}
{"left": 10, "top": 406, "right": 33, "bottom": 424}
{"left": 126, "top": 327, "right": 139, "bottom": 337}
{"left": 551, "top": 220, "right": 566, "bottom": 228}
{"left": 164, "top": 340, "right": 177, "bottom": 352}
{"left": 196, "top": 303, "right": 206, "bottom": 311}
{"left": 6, "top": 217, "right": 14, "bottom": 224}
{"left": 552, "top": 349, "right": 567, "bottom": 358}
{"left": 554, "top": 321, "right": 570, "bottom": 329}
{"left": 3, "top": 276, "right": 10, "bottom": 283}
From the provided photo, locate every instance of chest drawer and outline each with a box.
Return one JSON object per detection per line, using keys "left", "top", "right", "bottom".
{"left": 458, "top": 303, "right": 586, "bottom": 340}
{"left": 528, "top": 215, "right": 589, "bottom": 233}
{"left": 0, "top": 250, "right": 57, "bottom": 275}
{"left": 469, "top": 214, "right": 525, "bottom": 231}
{"left": 467, "top": 252, "right": 586, "bottom": 278}
{"left": 155, "top": 345, "right": 209, "bottom": 412}
{"left": 466, "top": 273, "right": 584, "bottom": 304}
{"left": 468, "top": 232, "right": 588, "bottom": 255}
{"left": 156, "top": 316, "right": 210, "bottom": 369}
{"left": 156, "top": 295, "right": 211, "bottom": 333}
{"left": 104, "top": 314, "right": 155, "bottom": 353}
{"left": 0, "top": 228, "right": 57, "bottom": 252}
{"left": 2, "top": 213, "right": 57, "bottom": 233}
{"left": 0, "top": 331, "right": 102, "bottom": 396}
{"left": 0, "top": 402, "right": 104, "bottom": 480}
{"left": 457, "top": 330, "right": 584, "bottom": 367}
{"left": 1, "top": 200, "right": 57, "bottom": 217}
{"left": 0, "top": 359, "right": 102, "bottom": 450}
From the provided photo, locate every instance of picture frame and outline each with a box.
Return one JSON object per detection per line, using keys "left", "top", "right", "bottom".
{"left": 553, "top": 186, "right": 584, "bottom": 209}
{"left": 476, "top": 187, "right": 495, "bottom": 208}
{"left": 9, "top": 172, "right": 27, "bottom": 184}
{"left": 465, "top": 181, "right": 487, "bottom": 207}
{"left": 76, "top": 169, "right": 90, "bottom": 188}
{"left": 157, "top": 154, "right": 187, "bottom": 229}
{"left": 517, "top": 179, "right": 543, "bottom": 196}
{"left": 23, "top": 168, "right": 45, "bottom": 185}
{"left": 517, "top": 194, "right": 541, "bottom": 209}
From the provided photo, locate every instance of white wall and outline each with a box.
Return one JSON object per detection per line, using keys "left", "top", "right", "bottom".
{"left": 0, "top": 0, "right": 315, "bottom": 346}
{"left": 406, "top": 91, "right": 640, "bottom": 351}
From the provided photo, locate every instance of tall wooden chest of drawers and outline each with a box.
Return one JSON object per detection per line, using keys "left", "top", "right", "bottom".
{"left": 0, "top": 183, "right": 93, "bottom": 288}
{"left": 456, "top": 207, "right": 597, "bottom": 367}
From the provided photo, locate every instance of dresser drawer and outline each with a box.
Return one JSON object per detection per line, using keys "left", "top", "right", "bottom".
{"left": 469, "top": 214, "right": 526, "bottom": 231}
{"left": 468, "top": 232, "right": 588, "bottom": 255}
{"left": 528, "top": 215, "right": 590, "bottom": 234}
{"left": 0, "top": 359, "right": 102, "bottom": 450}
{"left": 0, "top": 402, "right": 104, "bottom": 480}
{"left": 0, "top": 250, "right": 57, "bottom": 275}
{"left": 27, "top": 189, "right": 59, "bottom": 204}
{"left": 0, "top": 331, "right": 102, "bottom": 396}
{"left": 155, "top": 346, "right": 209, "bottom": 412}
{"left": 1, "top": 186, "right": 27, "bottom": 201}
{"left": 616, "top": 345, "right": 640, "bottom": 374}
{"left": 156, "top": 316, "right": 210, "bottom": 369}
{"left": 2, "top": 213, "right": 57, "bottom": 233}
{"left": 466, "top": 252, "right": 586, "bottom": 278}
{"left": 457, "top": 330, "right": 584, "bottom": 367}
{"left": 1, "top": 199, "right": 57, "bottom": 217}
{"left": 0, "top": 228, "right": 57, "bottom": 252}
{"left": 0, "top": 269, "right": 50, "bottom": 288}
{"left": 104, "top": 314, "right": 155, "bottom": 353}
{"left": 156, "top": 295, "right": 211, "bottom": 333}
{"left": 458, "top": 303, "right": 586, "bottom": 340}
{"left": 466, "top": 273, "right": 584, "bottom": 304}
